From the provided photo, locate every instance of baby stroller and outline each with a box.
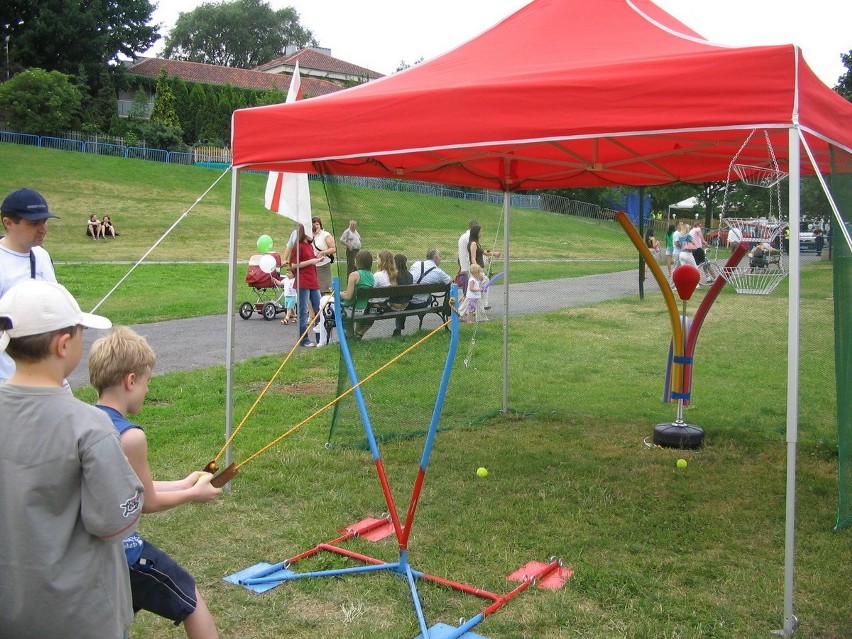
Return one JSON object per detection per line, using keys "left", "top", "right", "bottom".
{"left": 239, "top": 252, "right": 287, "bottom": 320}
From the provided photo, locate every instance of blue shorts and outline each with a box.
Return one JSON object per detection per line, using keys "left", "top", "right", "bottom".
{"left": 129, "top": 541, "right": 197, "bottom": 625}
{"left": 284, "top": 294, "right": 297, "bottom": 309}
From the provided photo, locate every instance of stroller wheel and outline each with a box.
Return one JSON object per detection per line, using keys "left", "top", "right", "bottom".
{"left": 239, "top": 302, "right": 254, "bottom": 319}
{"left": 262, "top": 302, "right": 278, "bottom": 320}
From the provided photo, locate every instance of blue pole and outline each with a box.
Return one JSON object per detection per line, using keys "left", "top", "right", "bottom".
{"left": 332, "top": 277, "right": 382, "bottom": 461}
{"left": 245, "top": 561, "right": 398, "bottom": 585}
{"left": 418, "top": 283, "right": 460, "bottom": 469}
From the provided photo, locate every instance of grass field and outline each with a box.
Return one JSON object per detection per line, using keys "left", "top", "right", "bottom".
{"left": 1, "top": 142, "right": 648, "bottom": 322}
{"left": 2, "top": 143, "right": 848, "bottom": 638}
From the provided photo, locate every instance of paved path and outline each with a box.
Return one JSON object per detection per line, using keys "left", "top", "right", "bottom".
{"left": 69, "top": 267, "right": 672, "bottom": 388}
{"left": 70, "top": 253, "right": 820, "bottom": 388}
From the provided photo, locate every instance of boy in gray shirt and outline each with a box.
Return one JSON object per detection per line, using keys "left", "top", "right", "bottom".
{"left": 0, "top": 280, "right": 143, "bottom": 639}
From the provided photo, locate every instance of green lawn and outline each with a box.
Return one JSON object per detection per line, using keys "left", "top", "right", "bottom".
{"left": 2, "top": 143, "right": 846, "bottom": 639}
{"left": 2, "top": 143, "right": 639, "bottom": 322}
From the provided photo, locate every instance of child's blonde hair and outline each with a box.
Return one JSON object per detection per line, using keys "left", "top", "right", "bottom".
{"left": 469, "top": 263, "right": 483, "bottom": 278}
{"left": 88, "top": 326, "right": 156, "bottom": 394}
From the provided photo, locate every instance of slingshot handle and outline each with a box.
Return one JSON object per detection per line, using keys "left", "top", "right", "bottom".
{"left": 210, "top": 463, "right": 238, "bottom": 488}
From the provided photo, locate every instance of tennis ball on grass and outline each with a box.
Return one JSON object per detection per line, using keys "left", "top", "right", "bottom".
{"left": 676, "top": 458, "right": 688, "bottom": 469}
{"left": 476, "top": 467, "right": 488, "bottom": 478}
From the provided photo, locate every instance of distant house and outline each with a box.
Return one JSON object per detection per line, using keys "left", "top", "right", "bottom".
{"left": 120, "top": 47, "right": 383, "bottom": 117}
{"left": 254, "top": 46, "right": 383, "bottom": 85}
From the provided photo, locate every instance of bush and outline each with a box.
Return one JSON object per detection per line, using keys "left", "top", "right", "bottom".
{"left": 0, "top": 68, "right": 83, "bottom": 135}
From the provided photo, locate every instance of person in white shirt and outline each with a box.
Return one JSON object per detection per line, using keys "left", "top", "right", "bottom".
{"left": 394, "top": 248, "right": 452, "bottom": 336}
{"left": 0, "top": 188, "right": 60, "bottom": 383}
{"left": 339, "top": 220, "right": 362, "bottom": 276}
{"left": 456, "top": 220, "right": 477, "bottom": 293}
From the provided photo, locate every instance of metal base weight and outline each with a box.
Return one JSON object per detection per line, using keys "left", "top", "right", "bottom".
{"left": 653, "top": 422, "right": 705, "bottom": 448}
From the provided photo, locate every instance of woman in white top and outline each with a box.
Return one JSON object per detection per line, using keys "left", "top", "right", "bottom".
{"left": 311, "top": 217, "right": 337, "bottom": 292}
{"left": 371, "top": 249, "right": 397, "bottom": 304}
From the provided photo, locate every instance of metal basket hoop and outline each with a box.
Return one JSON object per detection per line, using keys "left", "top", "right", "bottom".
{"left": 732, "top": 163, "right": 788, "bottom": 188}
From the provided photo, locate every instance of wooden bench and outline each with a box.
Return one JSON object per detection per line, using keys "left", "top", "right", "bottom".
{"left": 321, "top": 281, "right": 453, "bottom": 339}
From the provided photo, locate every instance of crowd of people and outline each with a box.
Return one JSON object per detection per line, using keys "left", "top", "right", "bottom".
{"left": 275, "top": 217, "right": 503, "bottom": 347}
{"left": 664, "top": 220, "right": 716, "bottom": 286}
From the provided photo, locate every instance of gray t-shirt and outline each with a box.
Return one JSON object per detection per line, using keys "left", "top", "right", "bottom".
{"left": 0, "top": 385, "right": 143, "bottom": 639}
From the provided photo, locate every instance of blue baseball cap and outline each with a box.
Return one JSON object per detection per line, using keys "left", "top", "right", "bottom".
{"left": 1, "top": 188, "right": 60, "bottom": 220}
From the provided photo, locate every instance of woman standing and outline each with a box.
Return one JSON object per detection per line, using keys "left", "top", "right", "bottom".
{"left": 311, "top": 217, "right": 337, "bottom": 293}
{"left": 467, "top": 224, "right": 500, "bottom": 309}
{"left": 290, "top": 224, "right": 323, "bottom": 347}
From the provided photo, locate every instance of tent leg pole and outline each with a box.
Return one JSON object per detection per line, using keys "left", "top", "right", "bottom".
{"left": 223, "top": 169, "right": 241, "bottom": 492}
{"left": 781, "top": 126, "right": 801, "bottom": 638}
{"left": 502, "top": 190, "right": 510, "bottom": 415}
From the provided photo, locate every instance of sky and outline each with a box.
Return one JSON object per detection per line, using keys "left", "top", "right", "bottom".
{"left": 144, "top": 0, "right": 851, "bottom": 88}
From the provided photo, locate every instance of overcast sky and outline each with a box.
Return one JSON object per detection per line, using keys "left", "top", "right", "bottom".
{"left": 144, "top": 0, "right": 850, "bottom": 88}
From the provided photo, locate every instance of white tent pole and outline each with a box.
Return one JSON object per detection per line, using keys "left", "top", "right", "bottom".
{"left": 502, "top": 190, "right": 510, "bottom": 414}
{"left": 781, "top": 126, "right": 801, "bottom": 637}
{"left": 223, "top": 168, "right": 241, "bottom": 489}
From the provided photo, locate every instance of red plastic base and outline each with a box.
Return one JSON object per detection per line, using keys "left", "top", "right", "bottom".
{"left": 507, "top": 561, "right": 573, "bottom": 590}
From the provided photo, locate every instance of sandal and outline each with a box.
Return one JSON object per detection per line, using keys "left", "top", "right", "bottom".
{"left": 280, "top": 318, "right": 289, "bottom": 324}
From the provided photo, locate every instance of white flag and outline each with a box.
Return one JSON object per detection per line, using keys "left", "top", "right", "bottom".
{"left": 264, "top": 62, "right": 312, "bottom": 236}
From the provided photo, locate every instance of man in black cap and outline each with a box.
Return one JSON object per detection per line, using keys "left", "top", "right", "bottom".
{"left": 0, "top": 188, "right": 60, "bottom": 382}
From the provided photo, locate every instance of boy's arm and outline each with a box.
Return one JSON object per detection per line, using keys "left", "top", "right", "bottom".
{"left": 121, "top": 428, "right": 221, "bottom": 513}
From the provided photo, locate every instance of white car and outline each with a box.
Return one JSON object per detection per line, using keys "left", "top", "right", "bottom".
{"left": 799, "top": 231, "right": 818, "bottom": 253}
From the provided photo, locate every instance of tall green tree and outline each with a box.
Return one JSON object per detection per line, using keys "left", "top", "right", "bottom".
{"left": 150, "top": 68, "right": 180, "bottom": 129}
{"left": 163, "top": 0, "right": 317, "bottom": 68}
{"left": 91, "top": 66, "right": 119, "bottom": 132}
{"left": 0, "top": 68, "right": 82, "bottom": 135}
{"left": 836, "top": 49, "right": 852, "bottom": 101}
{"left": 2, "top": 0, "right": 159, "bottom": 77}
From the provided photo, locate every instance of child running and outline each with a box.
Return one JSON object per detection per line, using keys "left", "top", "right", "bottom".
{"left": 89, "top": 326, "right": 222, "bottom": 639}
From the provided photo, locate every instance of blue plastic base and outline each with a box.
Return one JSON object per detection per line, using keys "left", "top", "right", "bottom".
{"left": 223, "top": 562, "right": 297, "bottom": 593}
{"left": 414, "top": 622, "right": 488, "bottom": 639}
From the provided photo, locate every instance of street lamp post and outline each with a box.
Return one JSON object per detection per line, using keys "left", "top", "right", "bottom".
{"left": 5, "top": 35, "right": 9, "bottom": 81}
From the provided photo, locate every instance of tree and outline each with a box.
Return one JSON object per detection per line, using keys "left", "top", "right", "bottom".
{"left": 2, "top": 0, "right": 159, "bottom": 77}
{"left": 150, "top": 68, "right": 180, "bottom": 129}
{"left": 163, "top": 0, "right": 317, "bottom": 68}
{"left": 836, "top": 49, "right": 852, "bottom": 101}
{"left": 0, "top": 68, "right": 82, "bottom": 135}
{"left": 90, "top": 66, "right": 119, "bottom": 132}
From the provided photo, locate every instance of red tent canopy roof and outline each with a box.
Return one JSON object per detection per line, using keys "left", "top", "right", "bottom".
{"left": 232, "top": 0, "right": 852, "bottom": 190}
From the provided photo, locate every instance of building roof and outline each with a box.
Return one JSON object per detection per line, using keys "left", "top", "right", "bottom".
{"left": 127, "top": 57, "right": 342, "bottom": 97}
{"left": 254, "top": 48, "right": 383, "bottom": 81}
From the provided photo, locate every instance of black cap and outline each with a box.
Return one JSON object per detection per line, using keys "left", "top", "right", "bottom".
{"left": 1, "top": 189, "right": 60, "bottom": 220}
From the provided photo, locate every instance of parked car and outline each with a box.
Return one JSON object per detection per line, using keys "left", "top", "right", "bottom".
{"left": 705, "top": 228, "right": 729, "bottom": 247}
{"left": 799, "top": 231, "right": 818, "bottom": 253}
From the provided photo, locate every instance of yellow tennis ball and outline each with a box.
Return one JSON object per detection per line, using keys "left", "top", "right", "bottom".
{"left": 676, "top": 458, "right": 688, "bottom": 469}
{"left": 476, "top": 467, "right": 488, "bottom": 478}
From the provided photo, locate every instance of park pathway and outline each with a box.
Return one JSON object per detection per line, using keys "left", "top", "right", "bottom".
{"left": 66, "top": 268, "right": 672, "bottom": 388}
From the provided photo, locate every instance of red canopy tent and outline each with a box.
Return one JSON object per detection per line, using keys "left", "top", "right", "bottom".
{"left": 231, "top": 0, "right": 852, "bottom": 188}
{"left": 226, "top": 2, "right": 852, "bottom": 636}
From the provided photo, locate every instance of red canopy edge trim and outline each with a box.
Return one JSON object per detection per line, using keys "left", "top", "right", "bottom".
{"left": 232, "top": 123, "right": 797, "bottom": 172}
